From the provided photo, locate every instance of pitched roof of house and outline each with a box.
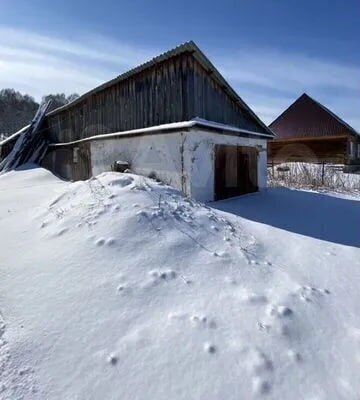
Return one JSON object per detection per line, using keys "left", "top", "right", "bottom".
{"left": 269, "top": 93, "right": 358, "bottom": 139}
{"left": 47, "top": 41, "right": 274, "bottom": 136}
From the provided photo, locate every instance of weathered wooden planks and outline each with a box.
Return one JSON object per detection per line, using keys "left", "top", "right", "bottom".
{"left": 46, "top": 52, "right": 264, "bottom": 144}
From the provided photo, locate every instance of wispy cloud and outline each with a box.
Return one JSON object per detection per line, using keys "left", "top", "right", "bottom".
{"left": 0, "top": 27, "right": 158, "bottom": 100}
{"left": 211, "top": 46, "right": 360, "bottom": 128}
{"left": 218, "top": 48, "right": 360, "bottom": 93}
{"left": 0, "top": 26, "right": 359, "bottom": 130}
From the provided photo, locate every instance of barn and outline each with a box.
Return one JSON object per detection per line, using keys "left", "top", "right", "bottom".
{"left": 268, "top": 93, "right": 360, "bottom": 171}
{"left": 3, "top": 41, "right": 274, "bottom": 201}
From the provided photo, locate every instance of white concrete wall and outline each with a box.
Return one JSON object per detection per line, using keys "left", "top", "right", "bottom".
{"left": 183, "top": 129, "right": 268, "bottom": 202}
{"left": 89, "top": 128, "right": 268, "bottom": 202}
{"left": 90, "top": 132, "right": 189, "bottom": 194}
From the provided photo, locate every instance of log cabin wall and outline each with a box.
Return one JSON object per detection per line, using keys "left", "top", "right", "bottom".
{"left": 45, "top": 52, "right": 264, "bottom": 144}
{"left": 268, "top": 135, "right": 349, "bottom": 164}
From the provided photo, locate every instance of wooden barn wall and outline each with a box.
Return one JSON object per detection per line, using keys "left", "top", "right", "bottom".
{"left": 46, "top": 54, "right": 196, "bottom": 143}
{"left": 46, "top": 53, "right": 263, "bottom": 143}
{"left": 268, "top": 136, "right": 348, "bottom": 164}
{"left": 191, "top": 59, "right": 262, "bottom": 133}
{"left": 41, "top": 142, "right": 91, "bottom": 181}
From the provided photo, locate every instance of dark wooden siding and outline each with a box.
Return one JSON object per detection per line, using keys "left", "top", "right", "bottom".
{"left": 41, "top": 142, "right": 91, "bottom": 180}
{"left": 191, "top": 59, "right": 261, "bottom": 133}
{"left": 268, "top": 135, "right": 349, "bottom": 164}
{"left": 46, "top": 52, "right": 264, "bottom": 143}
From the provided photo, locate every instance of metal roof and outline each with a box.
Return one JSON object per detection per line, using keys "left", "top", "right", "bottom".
{"left": 47, "top": 41, "right": 274, "bottom": 136}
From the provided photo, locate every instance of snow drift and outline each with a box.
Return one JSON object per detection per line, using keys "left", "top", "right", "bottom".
{"left": 0, "top": 166, "right": 359, "bottom": 399}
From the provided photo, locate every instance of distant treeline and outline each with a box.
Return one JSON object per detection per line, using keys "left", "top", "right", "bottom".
{"left": 0, "top": 89, "right": 79, "bottom": 137}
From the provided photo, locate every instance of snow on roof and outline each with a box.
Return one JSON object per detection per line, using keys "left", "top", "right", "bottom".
{"left": 49, "top": 118, "right": 274, "bottom": 147}
{"left": 0, "top": 125, "right": 29, "bottom": 146}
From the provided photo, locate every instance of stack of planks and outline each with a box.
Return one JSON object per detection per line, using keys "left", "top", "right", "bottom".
{"left": 0, "top": 101, "right": 51, "bottom": 173}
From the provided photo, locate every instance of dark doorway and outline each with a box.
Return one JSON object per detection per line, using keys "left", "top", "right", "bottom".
{"left": 214, "top": 145, "right": 258, "bottom": 200}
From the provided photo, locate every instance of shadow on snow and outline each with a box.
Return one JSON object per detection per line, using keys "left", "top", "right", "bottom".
{"left": 213, "top": 187, "right": 360, "bottom": 248}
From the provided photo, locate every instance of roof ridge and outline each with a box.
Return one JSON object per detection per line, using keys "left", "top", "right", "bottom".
{"left": 46, "top": 41, "right": 273, "bottom": 136}
{"left": 46, "top": 41, "right": 198, "bottom": 116}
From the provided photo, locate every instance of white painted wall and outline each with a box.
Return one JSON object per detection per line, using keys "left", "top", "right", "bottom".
{"left": 183, "top": 129, "right": 268, "bottom": 202}
{"left": 90, "top": 132, "right": 189, "bottom": 194}
{"left": 90, "top": 128, "right": 268, "bottom": 202}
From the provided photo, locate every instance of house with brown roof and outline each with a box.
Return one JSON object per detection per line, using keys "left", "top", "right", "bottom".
{"left": 268, "top": 93, "right": 360, "bottom": 172}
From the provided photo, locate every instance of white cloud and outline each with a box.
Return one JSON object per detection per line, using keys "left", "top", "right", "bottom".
{"left": 0, "top": 27, "right": 358, "bottom": 130}
{"left": 217, "top": 48, "right": 360, "bottom": 93}
{"left": 210, "top": 46, "right": 360, "bottom": 129}
{"left": 0, "top": 27, "right": 157, "bottom": 100}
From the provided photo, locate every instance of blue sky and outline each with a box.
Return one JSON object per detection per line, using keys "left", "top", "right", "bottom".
{"left": 1, "top": 0, "right": 359, "bottom": 128}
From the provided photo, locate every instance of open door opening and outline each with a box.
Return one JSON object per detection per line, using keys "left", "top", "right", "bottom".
{"left": 215, "top": 145, "right": 258, "bottom": 200}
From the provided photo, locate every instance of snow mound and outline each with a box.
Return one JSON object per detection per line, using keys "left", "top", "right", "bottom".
{"left": 0, "top": 167, "right": 359, "bottom": 399}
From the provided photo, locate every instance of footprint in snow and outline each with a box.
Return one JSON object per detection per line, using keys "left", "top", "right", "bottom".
{"left": 252, "top": 377, "right": 271, "bottom": 395}
{"left": 293, "top": 285, "right": 330, "bottom": 302}
{"left": 203, "top": 342, "right": 217, "bottom": 354}
{"left": 168, "top": 312, "right": 217, "bottom": 330}
{"left": 213, "top": 251, "right": 230, "bottom": 258}
{"left": 149, "top": 269, "right": 177, "bottom": 280}
{"left": 250, "top": 350, "right": 273, "bottom": 374}
{"left": 244, "top": 293, "right": 268, "bottom": 305}
{"left": 224, "top": 276, "right": 237, "bottom": 285}
{"left": 107, "top": 354, "right": 118, "bottom": 365}
{"left": 287, "top": 349, "right": 302, "bottom": 363}
{"left": 109, "top": 177, "right": 134, "bottom": 188}
{"left": 145, "top": 270, "right": 178, "bottom": 288}
{"left": 190, "top": 314, "right": 217, "bottom": 329}
{"left": 106, "top": 238, "right": 116, "bottom": 246}
{"left": 56, "top": 227, "right": 69, "bottom": 236}
{"left": 116, "top": 283, "right": 132, "bottom": 295}
{"left": 95, "top": 238, "right": 106, "bottom": 246}
{"left": 267, "top": 305, "right": 293, "bottom": 318}
{"left": 246, "top": 349, "right": 274, "bottom": 395}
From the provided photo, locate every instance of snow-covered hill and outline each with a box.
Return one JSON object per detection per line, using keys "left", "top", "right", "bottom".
{"left": 0, "top": 166, "right": 359, "bottom": 399}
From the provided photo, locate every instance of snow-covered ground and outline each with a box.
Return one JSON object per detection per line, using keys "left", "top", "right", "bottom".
{"left": 269, "top": 162, "right": 360, "bottom": 195}
{"left": 0, "top": 166, "right": 359, "bottom": 399}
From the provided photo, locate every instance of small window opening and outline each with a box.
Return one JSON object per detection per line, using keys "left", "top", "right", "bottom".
{"left": 73, "top": 147, "right": 79, "bottom": 163}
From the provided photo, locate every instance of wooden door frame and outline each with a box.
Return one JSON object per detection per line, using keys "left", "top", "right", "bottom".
{"left": 214, "top": 144, "right": 258, "bottom": 201}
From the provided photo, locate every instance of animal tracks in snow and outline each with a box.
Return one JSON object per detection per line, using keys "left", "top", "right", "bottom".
{"left": 168, "top": 311, "right": 217, "bottom": 330}
{"left": 293, "top": 285, "right": 330, "bottom": 303}
{"left": 168, "top": 311, "right": 218, "bottom": 354}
